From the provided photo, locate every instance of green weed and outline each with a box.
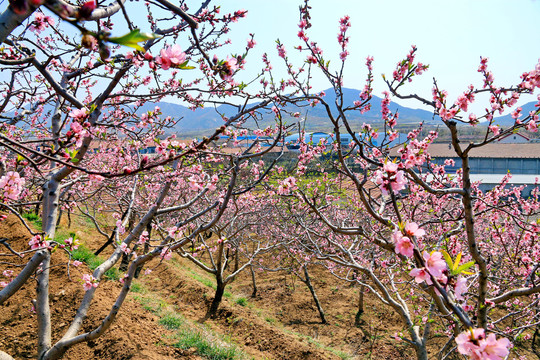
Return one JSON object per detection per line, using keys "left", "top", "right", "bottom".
{"left": 159, "top": 313, "right": 185, "bottom": 330}
{"left": 173, "top": 329, "right": 244, "bottom": 360}
{"left": 235, "top": 297, "right": 248, "bottom": 307}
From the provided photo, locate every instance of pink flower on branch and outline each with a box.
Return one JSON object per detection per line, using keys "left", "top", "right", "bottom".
{"left": 214, "top": 56, "right": 238, "bottom": 81}
{"left": 28, "top": 235, "right": 49, "bottom": 250}
{"left": 456, "top": 328, "right": 511, "bottom": 360}
{"left": 277, "top": 44, "right": 287, "bottom": 59}
{"left": 69, "top": 107, "right": 88, "bottom": 120}
{"left": 0, "top": 171, "right": 25, "bottom": 201}
{"left": 247, "top": 38, "right": 256, "bottom": 49}
{"left": 488, "top": 125, "right": 500, "bottom": 136}
{"left": 156, "top": 45, "right": 187, "bottom": 70}
{"left": 374, "top": 161, "right": 407, "bottom": 195}
{"left": 393, "top": 232, "right": 414, "bottom": 258}
{"left": 455, "top": 275, "right": 467, "bottom": 301}
{"left": 81, "top": 274, "right": 99, "bottom": 291}
{"left": 160, "top": 247, "right": 172, "bottom": 261}
{"left": 409, "top": 267, "right": 432, "bottom": 284}
{"left": 404, "top": 222, "right": 425, "bottom": 239}
{"left": 29, "top": 13, "right": 55, "bottom": 34}
{"left": 422, "top": 251, "right": 446, "bottom": 278}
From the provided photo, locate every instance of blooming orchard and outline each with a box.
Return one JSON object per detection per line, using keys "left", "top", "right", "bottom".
{"left": 0, "top": 0, "right": 539, "bottom": 359}
{"left": 256, "top": 3, "right": 540, "bottom": 359}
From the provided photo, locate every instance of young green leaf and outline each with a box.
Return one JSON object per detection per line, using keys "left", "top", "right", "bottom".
{"left": 178, "top": 60, "right": 195, "bottom": 70}
{"left": 453, "top": 252, "right": 463, "bottom": 272}
{"left": 108, "top": 29, "right": 160, "bottom": 51}
{"left": 456, "top": 261, "right": 475, "bottom": 275}
{"left": 442, "top": 250, "right": 454, "bottom": 270}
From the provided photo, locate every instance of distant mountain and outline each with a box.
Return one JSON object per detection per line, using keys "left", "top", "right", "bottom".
{"left": 306, "top": 88, "right": 438, "bottom": 125}
{"left": 136, "top": 87, "right": 439, "bottom": 135}
{"left": 13, "top": 88, "right": 531, "bottom": 136}
{"left": 491, "top": 101, "right": 538, "bottom": 127}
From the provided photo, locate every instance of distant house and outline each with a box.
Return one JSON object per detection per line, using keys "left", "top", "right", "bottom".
{"left": 424, "top": 143, "right": 540, "bottom": 196}
{"left": 284, "top": 132, "right": 343, "bottom": 150}
{"left": 496, "top": 133, "right": 530, "bottom": 144}
{"left": 283, "top": 132, "right": 406, "bottom": 151}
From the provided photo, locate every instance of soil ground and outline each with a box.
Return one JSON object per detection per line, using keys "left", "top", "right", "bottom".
{"left": 0, "top": 213, "right": 537, "bottom": 359}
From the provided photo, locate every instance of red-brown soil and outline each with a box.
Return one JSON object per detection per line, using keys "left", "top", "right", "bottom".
{"left": 0, "top": 214, "right": 536, "bottom": 359}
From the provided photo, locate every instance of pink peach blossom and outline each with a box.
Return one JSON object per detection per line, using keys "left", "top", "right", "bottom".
{"left": 393, "top": 232, "right": 414, "bottom": 258}
{"left": 156, "top": 44, "right": 186, "bottom": 70}
{"left": 81, "top": 274, "right": 98, "bottom": 291}
{"left": 409, "top": 267, "right": 432, "bottom": 284}
{"left": 404, "top": 222, "right": 425, "bottom": 238}
{"left": 455, "top": 275, "right": 467, "bottom": 301}
{"left": 423, "top": 251, "right": 446, "bottom": 278}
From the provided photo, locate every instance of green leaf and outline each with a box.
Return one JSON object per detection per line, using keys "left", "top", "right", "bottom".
{"left": 67, "top": 149, "right": 79, "bottom": 163}
{"left": 456, "top": 261, "right": 475, "bottom": 274}
{"left": 453, "top": 252, "right": 462, "bottom": 272}
{"left": 177, "top": 60, "right": 195, "bottom": 70}
{"left": 108, "top": 29, "right": 160, "bottom": 52}
{"left": 441, "top": 250, "right": 453, "bottom": 270}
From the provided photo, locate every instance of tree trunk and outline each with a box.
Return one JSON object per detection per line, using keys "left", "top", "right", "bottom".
{"left": 355, "top": 284, "right": 365, "bottom": 327}
{"left": 207, "top": 279, "right": 225, "bottom": 318}
{"left": 34, "top": 194, "right": 42, "bottom": 216}
{"left": 135, "top": 224, "right": 152, "bottom": 278}
{"left": 56, "top": 209, "right": 63, "bottom": 227}
{"left": 119, "top": 252, "right": 130, "bottom": 272}
{"left": 415, "top": 344, "right": 428, "bottom": 360}
{"left": 94, "top": 232, "right": 114, "bottom": 256}
{"left": 303, "top": 266, "right": 327, "bottom": 324}
{"left": 532, "top": 325, "right": 540, "bottom": 357}
{"left": 95, "top": 208, "right": 129, "bottom": 256}
{"left": 250, "top": 264, "right": 257, "bottom": 298}
{"left": 0, "top": 350, "right": 15, "bottom": 360}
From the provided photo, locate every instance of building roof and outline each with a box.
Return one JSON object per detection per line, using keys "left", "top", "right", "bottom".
{"left": 497, "top": 132, "right": 530, "bottom": 142}
{"left": 421, "top": 143, "right": 540, "bottom": 159}
{"left": 469, "top": 174, "right": 539, "bottom": 184}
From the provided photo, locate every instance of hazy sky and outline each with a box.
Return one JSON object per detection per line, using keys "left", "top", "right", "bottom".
{"left": 217, "top": 0, "right": 539, "bottom": 109}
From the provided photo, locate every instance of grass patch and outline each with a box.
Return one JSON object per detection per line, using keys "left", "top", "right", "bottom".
{"left": 280, "top": 327, "right": 352, "bottom": 360}
{"left": 132, "top": 283, "right": 249, "bottom": 360}
{"left": 21, "top": 212, "right": 120, "bottom": 281}
{"left": 130, "top": 281, "right": 144, "bottom": 293}
{"left": 159, "top": 313, "right": 185, "bottom": 330}
{"left": 134, "top": 295, "right": 169, "bottom": 315}
{"left": 235, "top": 297, "right": 248, "bottom": 307}
{"left": 22, "top": 212, "right": 42, "bottom": 228}
{"left": 69, "top": 245, "right": 121, "bottom": 280}
{"left": 62, "top": 239, "right": 118, "bottom": 280}
{"left": 181, "top": 265, "right": 215, "bottom": 289}
{"left": 173, "top": 328, "right": 245, "bottom": 360}
{"left": 304, "top": 336, "right": 352, "bottom": 360}
{"left": 169, "top": 258, "right": 224, "bottom": 292}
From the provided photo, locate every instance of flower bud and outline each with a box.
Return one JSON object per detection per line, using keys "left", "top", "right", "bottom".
{"left": 78, "top": 0, "right": 96, "bottom": 20}
{"left": 81, "top": 34, "right": 96, "bottom": 49}
{"left": 99, "top": 44, "right": 110, "bottom": 61}
{"left": 9, "top": 0, "right": 28, "bottom": 15}
{"left": 28, "top": 0, "right": 44, "bottom": 6}
{"left": 140, "top": 155, "right": 148, "bottom": 167}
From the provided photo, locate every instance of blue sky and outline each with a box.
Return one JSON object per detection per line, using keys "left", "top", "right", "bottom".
{"left": 217, "top": 0, "right": 540, "bottom": 110}
{"left": 2, "top": 0, "right": 538, "bottom": 111}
